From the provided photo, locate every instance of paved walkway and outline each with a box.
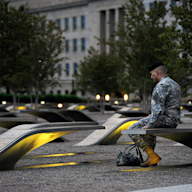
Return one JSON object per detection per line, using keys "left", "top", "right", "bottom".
{"left": 131, "top": 184, "right": 192, "bottom": 192}
{"left": 1, "top": 108, "right": 192, "bottom": 191}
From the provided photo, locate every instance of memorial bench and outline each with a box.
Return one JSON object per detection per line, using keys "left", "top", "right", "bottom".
{"left": 21, "top": 109, "right": 97, "bottom": 123}
{"left": 0, "top": 122, "right": 104, "bottom": 171}
{"left": 0, "top": 117, "right": 36, "bottom": 129}
{"left": 121, "top": 128, "right": 192, "bottom": 149}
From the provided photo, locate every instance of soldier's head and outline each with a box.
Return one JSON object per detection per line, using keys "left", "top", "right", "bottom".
{"left": 148, "top": 62, "right": 167, "bottom": 83}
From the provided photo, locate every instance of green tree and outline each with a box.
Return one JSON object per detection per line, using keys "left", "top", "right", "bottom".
{"left": 27, "top": 16, "right": 66, "bottom": 108}
{"left": 0, "top": 1, "right": 66, "bottom": 109}
{"left": 160, "top": 0, "right": 192, "bottom": 95}
{"left": 0, "top": 1, "right": 36, "bottom": 108}
{"left": 74, "top": 46, "right": 124, "bottom": 97}
{"left": 104, "top": 0, "right": 168, "bottom": 111}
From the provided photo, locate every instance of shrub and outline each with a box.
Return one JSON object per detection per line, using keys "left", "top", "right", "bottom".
{"left": 0, "top": 93, "right": 82, "bottom": 103}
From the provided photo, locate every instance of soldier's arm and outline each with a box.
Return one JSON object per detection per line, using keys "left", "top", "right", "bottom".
{"left": 146, "top": 84, "right": 167, "bottom": 128}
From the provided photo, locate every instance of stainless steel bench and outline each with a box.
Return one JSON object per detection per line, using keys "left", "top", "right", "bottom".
{"left": 0, "top": 122, "right": 104, "bottom": 171}
{"left": 0, "top": 117, "right": 36, "bottom": 129}
{"left": 122, "top": 128, "right": 192, "bottom": 148}
{"left": 21, "top": 109, "right": 97, "bottom": 123}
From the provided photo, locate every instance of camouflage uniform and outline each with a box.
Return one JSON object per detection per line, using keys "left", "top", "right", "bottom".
{"left": 129, "top": 76, "right": 181, "bottom": 150}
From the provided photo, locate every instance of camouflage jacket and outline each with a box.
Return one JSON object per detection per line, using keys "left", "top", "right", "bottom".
{"left": 147, "top": 76, "right": 181, "bottom": 128}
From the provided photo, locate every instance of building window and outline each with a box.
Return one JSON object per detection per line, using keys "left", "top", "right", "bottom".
{"left": 171, "top": 0, "right": 176, "bottom": 6}
{"left": 57, "top": 90, "right": 61, "bottom": 94}
{"left": 57, "top": 19, "right": 61, "bottom": 29}
{"left": 109, "top": 9, "right": 115, "bottom": 45}
{"left": 66, "top": 63, "right": 70, "bottom": 76}
{"left": 65, "top": 18, "right": 69, "bottom": 31}
{"left": 58, "top": 64, "right": 62, "bottom": 76}
{"left": 74, "top": 63, "right": 78, "bottom": 74}
{"left": 50, "top": 90, "right": 53, "bottom": 94}
{"left": 100, "top": 11, "right": 106, "bottom": 53}
{"left": 183, "top": 28, "right": 187, "bottom": 33}
{"left": 65, "top": 40, "right": 69, "bottom": 52}
{"left": 73, "top": 17, "right": 77, "bottom": 30}
{"left": 65, "top": 90, "right": 69, "bottom": 94}
{"left": 149, "top": 2, "right": 154, "bottom": 9}
{"left": 81, "top": 38, "right": 86, "bottom": 51}
{"left": 81, "top": 15, "right": 85, "bottom": 29}
{"left": 159, "top": 1, "right": 166, "bottom": 7}
{"left": 73, "top": 39, "right": 77, "bottom": 52}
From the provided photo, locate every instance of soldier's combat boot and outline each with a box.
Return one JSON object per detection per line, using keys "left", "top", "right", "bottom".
{"left": 140, "top": 147, "right": 161, "bottom": 167}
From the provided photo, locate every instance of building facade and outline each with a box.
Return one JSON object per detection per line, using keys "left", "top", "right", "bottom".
{"left": 9, "top": 0, "right": 176, "bottom": 96}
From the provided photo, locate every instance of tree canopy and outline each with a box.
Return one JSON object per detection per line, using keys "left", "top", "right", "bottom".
{"left": 0, "top": 1, "right": 35, "bottom": 91}
{"left": 74, "top": 47, "right": 124, "bottom": 96}
{"left": 26, "top": 15, "right": 66, "bottom": 106}
{"left": 106, "top": 0, "right": 168, "bottom": 110}
{"left": 160, "top": 0, "right": 192, "bottom": 95}
{"left": 0, "top": 1, "right": 66, "bottom": 108}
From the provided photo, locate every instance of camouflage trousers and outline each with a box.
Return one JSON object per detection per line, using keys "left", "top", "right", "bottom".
{"left": 128, "top": 115, "right": 177, "bottom": 151}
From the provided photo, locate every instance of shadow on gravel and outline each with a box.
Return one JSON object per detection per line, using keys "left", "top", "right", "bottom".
{"left": 15, "top": 160, "right": 107, "bottom": 170}
{"left": 22, "top": 152, "right": 96, "bottom": 159}
{"left": 15, "top": 158, "right": 192, "bottom": 172}
{"left": 120, "top": 163, "right": 192, "bottom": 172}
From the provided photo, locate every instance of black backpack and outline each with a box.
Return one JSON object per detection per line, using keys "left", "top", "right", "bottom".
{"left": 116, "top": 144, "right": 144, "bottom": 166}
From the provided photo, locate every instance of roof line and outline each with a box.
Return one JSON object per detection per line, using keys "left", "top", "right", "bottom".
{"left": 29, "top": 1, "right": 88, "bottom": 14}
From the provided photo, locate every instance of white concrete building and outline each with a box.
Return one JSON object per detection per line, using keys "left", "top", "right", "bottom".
{"left": 8, "top": 0, "right": 176, "bottom": 96}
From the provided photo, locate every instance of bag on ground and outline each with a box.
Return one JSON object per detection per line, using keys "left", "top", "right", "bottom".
{"left": 116, "top": 144, "right": 144, "bottom": 166}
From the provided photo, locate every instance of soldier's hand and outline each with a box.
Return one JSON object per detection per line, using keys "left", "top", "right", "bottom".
{"left": 142, "top": 125, "right": 149, "bottom": 129}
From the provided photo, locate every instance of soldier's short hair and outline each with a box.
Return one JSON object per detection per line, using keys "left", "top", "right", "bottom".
{"left": 156, "top": 65, "right": 167, "bottom": 74}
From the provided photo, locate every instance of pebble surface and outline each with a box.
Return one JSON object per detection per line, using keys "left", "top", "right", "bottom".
{"left": 1, "top": 112, "right": 192, "bottom": 192}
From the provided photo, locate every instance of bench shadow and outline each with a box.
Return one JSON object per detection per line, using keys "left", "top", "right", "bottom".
{"left": 120, "top": 163, "right": 192, "bottom": 172}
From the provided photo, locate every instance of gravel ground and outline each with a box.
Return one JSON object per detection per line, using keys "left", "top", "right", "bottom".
{"left": 1, "top": 112, "right": 192, "bottom": 192}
